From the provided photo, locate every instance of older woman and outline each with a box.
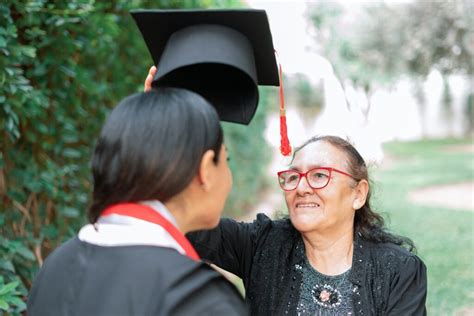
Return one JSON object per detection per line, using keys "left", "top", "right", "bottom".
{"left": 188, "top": 135, "right": 427, "bottom": 315}
{"left": 27, "top": 88, "right": 247, "bottom": 315}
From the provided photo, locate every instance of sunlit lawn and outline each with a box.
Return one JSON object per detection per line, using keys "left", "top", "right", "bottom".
{"left": 371, "top": 138, "right": 473, "bottom": 315}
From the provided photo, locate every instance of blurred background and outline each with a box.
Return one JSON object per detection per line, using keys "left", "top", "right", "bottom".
{"left": 0, "top": 0, "right": 472, "bottom": 315}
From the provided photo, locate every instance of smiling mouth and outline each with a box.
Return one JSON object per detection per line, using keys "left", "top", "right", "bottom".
{"left": 296, "top": 202, "right": 320, "bottom": 208}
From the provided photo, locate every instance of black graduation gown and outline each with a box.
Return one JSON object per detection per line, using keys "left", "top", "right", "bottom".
{"left": 27, "top": 237, "right": 247, "bottom": 316}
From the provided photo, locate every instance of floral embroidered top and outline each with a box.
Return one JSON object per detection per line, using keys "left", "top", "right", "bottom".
{"left": 188, "top": 213, "right": 427, "bottom": 316}
{"left": 297, "top": 252, "right": 354, "bottom": 315}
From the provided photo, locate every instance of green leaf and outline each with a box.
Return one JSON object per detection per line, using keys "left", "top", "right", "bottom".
{"left": 15, "top": 246, "right": 35, "bottom": 261}
{"left": 9, "top": 296, "right": 26, "bottom": 310}
{"left": 0, "top": 281, "right": 19, "bottom": 296}
{"left": 36, "top": 123, "right": 48, "bottom": 134}
{"left": 59, "top": 66, "right": 76, "bottom": 78}
{"left": 5, "top": 67, "right": 15, "bottom": 76}
{"left": 62, "top": 134, "right": 79, "bottom": 143}
{"left": 63, "top": 148, "right": 81, "bottom": 159}
{"left": 62, "top": 207, "right": 80, "bottom": 218}
{"left": 0, "top": 259, "right": 16, "bottom": 273}
{"left": 21, "top": 46, "right": 36, "bottom": 58}
{"left": 0, "top": 299, "right": 9, "bottom": 311}
{"left": 41, "top": 225, "right": 58, "bottom": 239}
{"left": 26, "top": 180, "right": 42, "bottom": 193}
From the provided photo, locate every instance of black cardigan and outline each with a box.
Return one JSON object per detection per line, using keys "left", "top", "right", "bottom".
{"left": 187, "top": 214, "right": 427, "bottom": 315}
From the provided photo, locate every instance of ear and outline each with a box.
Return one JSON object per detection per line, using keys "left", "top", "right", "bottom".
{"left": 197, "top": 149, "right": 216, "bottom": 191}
{"left": 352, "top": 179, "right": 369, "bottom": 210}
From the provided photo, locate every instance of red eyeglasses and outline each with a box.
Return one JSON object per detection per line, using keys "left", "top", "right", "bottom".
{"left": 277, "top": 167, "right": 355, "bottom": 191}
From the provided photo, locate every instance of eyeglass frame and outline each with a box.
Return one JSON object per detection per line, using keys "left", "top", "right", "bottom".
{"left": 277, "top": 167, "right": 356, "bottom": 191}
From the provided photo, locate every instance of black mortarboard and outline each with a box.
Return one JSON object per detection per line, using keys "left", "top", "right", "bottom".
{"left": 131, "top": 9, "right": 279, "bottom": 125}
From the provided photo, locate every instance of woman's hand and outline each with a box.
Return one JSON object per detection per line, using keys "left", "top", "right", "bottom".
{"left": 144, "top": 66, "right": 157, "bottom": 92}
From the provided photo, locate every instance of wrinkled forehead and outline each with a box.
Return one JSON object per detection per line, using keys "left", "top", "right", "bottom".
{"left": 290, "top": 141, "right": 349, "bottom": 170}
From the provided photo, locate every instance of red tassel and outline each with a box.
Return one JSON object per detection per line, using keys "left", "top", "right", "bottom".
{"left": 280, "top": 115, "right": 291, "bottom": 156}
{"left": 277, "top": 53, "right": 292, "bottom": 156}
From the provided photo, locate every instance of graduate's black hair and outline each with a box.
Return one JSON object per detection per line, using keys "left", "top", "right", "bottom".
{"left": 88, "top": 88, "right": 223, "bottom": 223}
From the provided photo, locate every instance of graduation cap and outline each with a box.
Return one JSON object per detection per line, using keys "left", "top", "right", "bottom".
{"left": 131, "top": 9, "right": 292, "bottom": 155}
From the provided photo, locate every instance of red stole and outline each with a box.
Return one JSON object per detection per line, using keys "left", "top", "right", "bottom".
{"left": 100, "top": 203, "right": 200, "bottom": 261}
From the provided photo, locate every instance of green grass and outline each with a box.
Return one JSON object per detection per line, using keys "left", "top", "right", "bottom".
{"left": 371, "top": 138, "right": 473, "bottom": 315}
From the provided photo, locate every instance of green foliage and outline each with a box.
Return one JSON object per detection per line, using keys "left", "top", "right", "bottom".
{"left": 288, "top": 73, "right": 324, "bottom": 117}
{"left": 0, "top": 277, "right": 26, "bottom": 314}
{"left": 1, "top": 0, "right": 269, "bottom": 313}
{"left": 282, "top": 73, "right": 324, "bottom": 124}
{"left": 373, "top": 138, "right": 473, "bottom": 314}
{"left": 308, "top": 0, "right": 473, "bottom": 88}
{"left": 223, "top": 87, "right": 272, "bottom": 217}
